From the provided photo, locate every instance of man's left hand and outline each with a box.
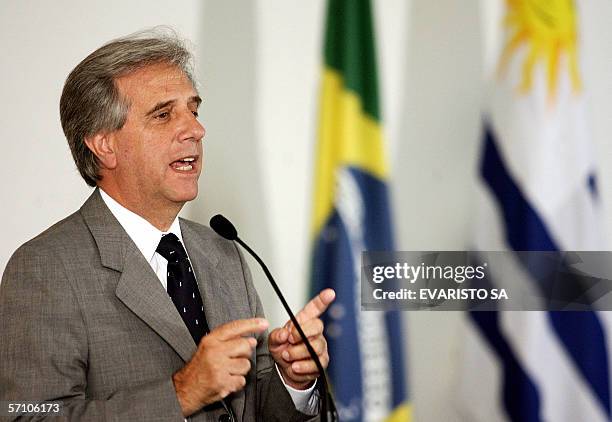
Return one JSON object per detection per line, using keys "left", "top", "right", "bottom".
{"left": 268, "top": 288, "right": 336, "bottom": 390}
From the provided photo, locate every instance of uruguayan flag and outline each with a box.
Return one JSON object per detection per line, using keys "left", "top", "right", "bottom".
{"left": 457, "top": 1, "right": 611, "bottom": 421}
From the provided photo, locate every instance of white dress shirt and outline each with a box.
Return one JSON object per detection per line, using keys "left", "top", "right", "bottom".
{"left": 99, "top": 189, "right": 318, "bottom": 415}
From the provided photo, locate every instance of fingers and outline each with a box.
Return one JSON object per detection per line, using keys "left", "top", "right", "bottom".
{"left": 290, "top": 359, "right": 322, "bottom": 375}
{"left": 225, "top": 337, "right": 258, "bottom": 358}
{"left": 227, "top": 357, "right": 252, "bottom": 376}
{"left": 270, "top": 289, "right": 334, "bottom": 390}
{"left": 214, "top": 318, "right": 269, "bottom": 341}
{"left": 224, "top": 375, "right": 247, "bottom": 396}
{"left": 204, "top": 373, "right": 249, "bottom": 404}
{"left": 294, "top": 288, "right": 336, "bottom": 325}
{"left": 271, "top": 318, "right": 323, "bottom": 349}
{"left": 173, "top": 318, "right": 267, "bottom": 415}
{"left": 287, "top": 318, "right": 324, "bottom": 344}
{"left": 268, "top": 327, "right": 290, "bottom": 348}
{"left": 281, "top": 350, "right": 329, "bottom": 386}
{"left": 278, "top": 334, "right": 329, "bottom": 385}
{"left": 281, "top": 337, "right": 326, "bottom": 362}
{"left": 290, "top": 348, "right": 330, "bottom": 374}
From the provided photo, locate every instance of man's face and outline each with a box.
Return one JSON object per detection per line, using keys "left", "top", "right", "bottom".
{"left": 109, "top": 62, "right": 205, "bottom": 214}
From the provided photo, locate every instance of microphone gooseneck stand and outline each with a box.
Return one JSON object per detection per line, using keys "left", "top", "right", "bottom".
{"left": 209, "top": 215, "right": 338, "bottom": 422}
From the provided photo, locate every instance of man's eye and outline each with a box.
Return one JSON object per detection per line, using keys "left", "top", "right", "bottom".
{"left": 192, "top": 110, "right": 199, "bottom": 118}
{"left": 155, "top": 112, "right": 170, "bottom": 119}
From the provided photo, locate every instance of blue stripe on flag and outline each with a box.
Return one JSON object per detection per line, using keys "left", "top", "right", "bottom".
{"left": 346, "top": 167, "right": 394, "bottom": 250}
{"left": 548, "top": 312, "right": 610, "bottom": 413}
{"left": 470, "top": 311, "right": 543, "bottom": 422}
{"left": 480, "top": 123, "right": 611, "bottom": 417}
{"left": 588, "top": 173, "right": 598, "bottom": 199}
{"left": 385, "top": 310, "right": 407, "bottom": 407}
{"left": 311, "top": 210, "right": 364, "bottom": 421}
{"left": 480, "top": 128, "right": 557, "bottom": 251}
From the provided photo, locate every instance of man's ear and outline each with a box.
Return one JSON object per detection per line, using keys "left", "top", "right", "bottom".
{"left": 84, "top": 133, "right": 117, "bottom": 170}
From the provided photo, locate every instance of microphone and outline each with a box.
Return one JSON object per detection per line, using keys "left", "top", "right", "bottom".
{"left": 210, "top": 214, "right": 338, "bottom": 422}
{"left": 210, "top": 215, "right": 237, "bottom": 240}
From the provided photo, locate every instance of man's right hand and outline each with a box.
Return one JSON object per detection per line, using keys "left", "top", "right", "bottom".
{"left": 172, "top": 317, "right": 269, "bottom": 417}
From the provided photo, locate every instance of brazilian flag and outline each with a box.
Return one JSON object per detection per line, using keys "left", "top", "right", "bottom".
{"left": 310, "top": 0, "right": 410, "bottom": 421}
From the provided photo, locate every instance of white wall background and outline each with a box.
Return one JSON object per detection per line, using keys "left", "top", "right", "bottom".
{"left": 1, "top": 1, "right": 612, "bottom": 420}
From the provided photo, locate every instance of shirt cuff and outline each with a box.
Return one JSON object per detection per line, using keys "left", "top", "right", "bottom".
{"left": 275, "top": 364, "right": 320, "bottom": 415}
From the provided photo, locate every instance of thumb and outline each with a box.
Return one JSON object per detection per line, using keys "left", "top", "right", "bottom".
{"left": 268, "top": 327, "right": 289, "bottom": 350}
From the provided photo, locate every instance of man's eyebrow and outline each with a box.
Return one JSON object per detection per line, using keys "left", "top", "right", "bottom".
{"left": 189, "top": 95, "right": 202, "bottom": 107}
{"left": 145, "top": 96, "right": 202, "bottom": 117}
{"left": 145, "top": 100, "right": 176, "bottom": 117}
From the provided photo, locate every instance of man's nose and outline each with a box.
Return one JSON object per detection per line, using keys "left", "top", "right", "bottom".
{"left": 178, "top": 111, "right": 205, "bottom": 142}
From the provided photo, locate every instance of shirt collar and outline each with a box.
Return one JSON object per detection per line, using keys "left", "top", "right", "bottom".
{"left": 99, "top": 189, "right": 183, "bottom": 262}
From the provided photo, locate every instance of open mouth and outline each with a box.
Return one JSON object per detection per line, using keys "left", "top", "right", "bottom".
{"left": 170, "top": 156, "right": 198, "bottom": 172}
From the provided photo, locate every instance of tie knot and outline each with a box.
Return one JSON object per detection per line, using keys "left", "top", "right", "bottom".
{"left": 156, "top": 233, "right": 188, "bottom": 262}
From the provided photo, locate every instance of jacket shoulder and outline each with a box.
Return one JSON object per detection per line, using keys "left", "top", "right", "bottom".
{"left": 179, "top": 218, "right": 238, "bottom": 257}
{"left": 179, "top": 218, "right": 217, "bottom": 239}
{"left": 31, "top": 210, "right": 89, "bottom": 245}
{"left": 3, "top": 210, "right": 93, "bottom": 276}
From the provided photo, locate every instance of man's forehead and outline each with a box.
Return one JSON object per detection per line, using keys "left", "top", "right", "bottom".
{"left": 115, "top": 62, "right": 197, "bottom": 98}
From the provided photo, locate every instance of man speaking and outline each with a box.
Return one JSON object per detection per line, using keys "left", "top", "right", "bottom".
{"left": 0, "top": 30, "right": 334, "bottom": 421}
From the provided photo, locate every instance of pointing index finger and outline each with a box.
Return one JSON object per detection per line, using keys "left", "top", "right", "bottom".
{"left": 294, "top": 288, "right": 336, "bottom": 324}
{"left": 215, "top": 318, "right": 269, "bottom": 341}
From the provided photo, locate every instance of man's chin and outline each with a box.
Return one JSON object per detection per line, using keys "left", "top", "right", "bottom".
{"left": 169, "top": 187, "right": 199, "bottom": 204}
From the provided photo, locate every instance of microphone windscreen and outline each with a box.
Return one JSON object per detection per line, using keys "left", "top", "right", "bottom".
{"left": 210, "top": 214, "right": 238, "bottom": 240}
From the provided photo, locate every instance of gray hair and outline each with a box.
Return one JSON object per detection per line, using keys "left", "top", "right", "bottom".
{"left": 60, "top": 28, "right": 196, "bottom": 187}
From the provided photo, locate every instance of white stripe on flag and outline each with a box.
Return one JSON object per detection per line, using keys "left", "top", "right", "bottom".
{"left": 501, "top": 311, "right": 608, "bottom": 422}
{"left": 455, "top": 314, "right": 510, "bottom": 422}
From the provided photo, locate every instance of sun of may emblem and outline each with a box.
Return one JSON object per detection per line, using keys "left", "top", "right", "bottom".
{"left": 497, "top": 0, "right": 581, "bottom": 101}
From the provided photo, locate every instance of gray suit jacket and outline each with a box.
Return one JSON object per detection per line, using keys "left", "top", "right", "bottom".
{"left": 0, "top": 189, "right": 317, "bottom": 422}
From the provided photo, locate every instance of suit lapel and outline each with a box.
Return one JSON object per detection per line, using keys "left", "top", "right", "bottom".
{"left": 80, "top": 189, "right": 196, "bottom": 362}
{"left": 179, "top": 219, "right": 234, "bottom": 331}
{"left": 115, "top": 250, "right": 197, "bottom": 362}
